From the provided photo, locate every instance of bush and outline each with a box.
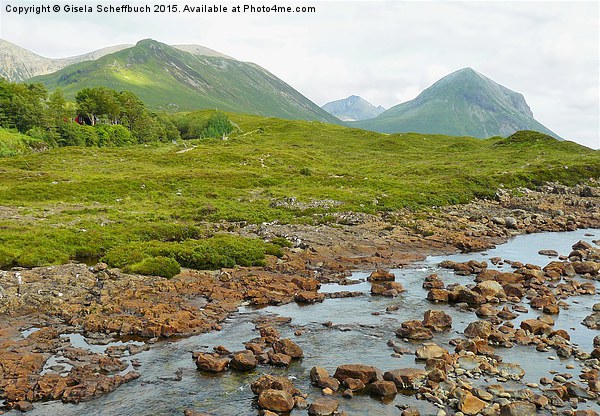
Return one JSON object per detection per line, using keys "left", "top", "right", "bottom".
{"left": 202, "top": 112, "right": 233, "bottom": 139}
{"left": 124, "top": 256, "right": 181, "bottom": 278}
{"left": 102, "top": 235, "right": 283, "bottom": 271}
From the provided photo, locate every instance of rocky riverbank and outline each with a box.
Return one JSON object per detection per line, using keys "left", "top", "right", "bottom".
{"left": 1, "top": 183, "right": 599, "bottom": 413}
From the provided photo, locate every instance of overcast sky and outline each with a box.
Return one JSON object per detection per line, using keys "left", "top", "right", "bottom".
{"left": 1, "top": 0, "right": 598, "bottom": 148}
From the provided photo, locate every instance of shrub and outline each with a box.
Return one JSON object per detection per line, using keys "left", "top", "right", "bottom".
{"left": 202, "top": 112, "right": 233, "bottom": 139}
{"left": 124, "top": 256, "right": 181, "bottom": 278}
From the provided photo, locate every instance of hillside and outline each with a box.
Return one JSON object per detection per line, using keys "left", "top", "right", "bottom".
{"left": 353, "top": 68, "right": 560, "bottom": 139}
{"left": 28, "top": 39, "right": 340, "bottom": 123}
{"left": 0, "top": 110, "right": 597, "bottom": 268}
{"left": 322, "top": 95, "right": 385, "bottom": 121}
{"left": 0, "top": 39, "right": 131, "bottom": 82}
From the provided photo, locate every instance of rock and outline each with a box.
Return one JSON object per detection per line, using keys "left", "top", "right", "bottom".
{"left": 422, "top": 310, "right": 452, "bottom": 331}
{"left": 310, "top": 366, "right": 330, "bottom": 385}
{"left": 497, "top": 363, "right": 525, "bottom": 380}
{"left": 368, "top": 269, "right": 395, "bottom": 282}
{"left": 230, "top": 350, "right": 257, "bottom": 371}
{"left": 505, "top": 217, "right": 518, "bottom": 229}
{"left": 295, "top": 291, "right": 325, "bottom": 304}
{"left": 268, "top": 351, "right": 292, "bottom": 367}
{"left": 415, "top": 343, "right": 448, "bottom": 360}
{"left": 383, "top": 368, "right": 427, "bottom": 389}
{"left": 396, "top": 320, "right": 433, "bottom": 340}
{"left": 251, "top": 374, "right": 300, "bottom": 396}
{"left": 583, "top": 313, "right": 600, "bottom": 330}
{"left": 307, "top": 397, "right": 339, "bottom": 416}
{"left": 195, "top": 353, "right": 229, "bottom": 372}
{"left": 369, "top": 380, "right": 397, "bottom": 398}
{"left": 333, "top": 364, "right": 382, "bottom": 384}
{"left": 476, "top": 304, "right": 498, "bottom": 318}
{"left": 259, "top": 326, "right": 280, "bottom": 343}
{"left": 318, "top": 377, "right": 340, "bottom": 391}
{"left": 520, "top": 319, "right": 552, "bottom": 335}
{"left": 401, "top": 408, "right": 421, "bottom": 416}
{"left": 459, "top": 393, "right": 487, "bottom": 415}
{"left": 573, "top": 240, "right": 593, "bottom": 251}
{"left": 464, "top": 321, "right": 493, "bottom": 339}
{"left": 573, "top": 261, "right": 600, "bottom": 275}
{"left": 343, "top": 377, "right": 365, "bottom": 391}
{"left": 538, "top": 250, "right": 558, "bottom": 257}
{"left": 543, "top": 304, "right": 560, "bottom": 314}
{"left": 272, "top": 339, "right": 303, "bottom": 358}
{"left": 474, "top": 280, "right": 505, "bottom": 298}
{"left": 258, "top": 389, "right": 294, "bottom": 413}
{"left": 499, "top": 401, "right": 537, "bottom": 416}
{"left": 427, "top": 289, "right": 449, "bottom": 302}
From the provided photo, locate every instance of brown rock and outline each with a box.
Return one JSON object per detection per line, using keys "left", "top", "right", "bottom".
{"left": 459, "top": 393, "right": 487, "bottom": 415}
{"left": 230, "top": 350, "right": 257, "bottom": 371}
{"left": 415, "top": 343, "right": 448, "bottom": 360}
{"left": 272, "top": 338, "right": 303, "bottom": 358}
{"left": 251, "top": 374, "right": 300, "bottom": 396}
{"left": 396, "top": 320, "right": 433, "bottom": 340}
{"left": 422, "top": 310, "right": 452, "bottom": 331}
{"left": 333, "top": 364, "right": 382, "bottom": 384}
{"left": 573, "top": 261, "right": 600, "bottom": 275}
{"left": 307, "top": 397, "right": 339, "bottom": 416}
{"left": 368, "top": 269, "right": 395, "bottom": 282}
{"left": 310, "top": 366, "right": 330, "bottom": 385}
{"left": 520, "top": 319, "right": 552, "bottom": 335}
{"left": 464, "top": 320, "right": 493, "bottom": 339}
{"left": 342, "top": 377, "right": 365, "bottom": 391}
{"left": 499, "top": 401, "right": 537, "bottom": 416}
{"left": 258, "top": 389, "right": 294, "bottom": 413}
{"left": 383, "top": 368, "right": 427, "bottom": 389}
{"left": 295, "top": 291, "right": 325, "bottom": 304}
{"left": 427, "top": 288, "right": 449, "bottom": 302}
{"left": 369, "top": 380, "right": 397, "bottom": 397}
{"left": 195, "top": 353, "right": 229, "bottom": 372}
{"left": 268, "top": 351, "right": 292, "bottom": 367}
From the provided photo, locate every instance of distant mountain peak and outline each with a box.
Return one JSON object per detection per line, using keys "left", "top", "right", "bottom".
{"left": 322, "top": 95, "right": 385, "bottom": 121}
{"left": 353, "top": 69, "right": 560, "bottom": 139}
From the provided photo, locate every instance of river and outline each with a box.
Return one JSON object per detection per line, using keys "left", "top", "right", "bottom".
{"left": 18, "top": 228, "right": 600, "bottom": 415}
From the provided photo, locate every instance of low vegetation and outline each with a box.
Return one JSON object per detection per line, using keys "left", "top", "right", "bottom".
{"left": 0, "top": 108, "right": 598, "bottom": 272}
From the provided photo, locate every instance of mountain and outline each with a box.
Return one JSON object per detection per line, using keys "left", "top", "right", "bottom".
{"left": 0, "top": 39, "right": 131, "bottom": 82}
{"left": 322, "top": 95, "right": 385, "bottom": 121}
{"left": 352, "top": 68, "right": 560, "bottom": 139}
{"left": 27, "top": 39, "right": 339, "bottom": 123}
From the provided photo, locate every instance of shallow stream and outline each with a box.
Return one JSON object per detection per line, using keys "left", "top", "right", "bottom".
{"left": 19, "top": 229, "right": 600, "bottom": 415}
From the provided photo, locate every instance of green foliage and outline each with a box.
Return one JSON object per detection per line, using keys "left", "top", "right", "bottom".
{"left": 103, "top": 235, "right": 282, "bottom": 271}
{"left": 0, "top": 110, "right": 597, "bottom": 269}
{"left": 270, "top": 237, "right": 293, "bottom": 248}
{"left": 0, "top": 128, "right": 49, "bottom": 157}
{"left": 123, "top": 256, "right": 181, "bottom": 278}
{"left": 202, "top": 112, "right": 233, "bottom": 138}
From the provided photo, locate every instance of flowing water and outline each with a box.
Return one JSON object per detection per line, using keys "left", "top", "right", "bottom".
{"left": 16, "top": 229, "right": 600, "bottom": 415}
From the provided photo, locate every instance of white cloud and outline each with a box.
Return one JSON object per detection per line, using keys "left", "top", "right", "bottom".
{"left": 0, "top": 0, "right": 597, "bottom": 148}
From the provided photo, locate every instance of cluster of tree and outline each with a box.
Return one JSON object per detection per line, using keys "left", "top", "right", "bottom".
{"left": 0, "top": 77, "right": 236, "bottom": 148}
{"left": 0, "top": 79, "right": 179, "bottom": 147}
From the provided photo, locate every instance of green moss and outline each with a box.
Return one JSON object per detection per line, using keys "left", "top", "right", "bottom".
{"left": 123, "top": 256, "right": 181, "bottom": 278}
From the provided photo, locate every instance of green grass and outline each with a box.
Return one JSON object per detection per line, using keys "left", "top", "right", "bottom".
{"left": 0, "top": 111, "right": 598, "bottom": 270}
{"left": 0, "top": 128, "right": 48, "bottom": 157}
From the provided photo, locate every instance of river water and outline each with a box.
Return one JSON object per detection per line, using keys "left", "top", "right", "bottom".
{"left": 18, "top": 229, "right": 600, "bottom": 415}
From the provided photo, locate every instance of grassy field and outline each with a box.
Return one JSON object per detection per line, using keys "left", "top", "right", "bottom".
{"left": 0, "top": 111, "right": 598, "bottom": 271}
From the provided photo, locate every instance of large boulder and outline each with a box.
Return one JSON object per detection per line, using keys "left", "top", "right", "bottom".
{"left": 307, "top": 397, "right": 339, "bottom": 416}
{"left": 396, "top": 320, "right": 433, "bottom": 340}
{"left": 368, "top": 269, "right": 395, "bottom": 282}
{"left": 251, "top": 374, "right": 300, "bottom": 396}
{"left": 369, "top": 380, "right": 397, "bottom": 398}
{"left": 415, "top": 343, "right": 448, "bottom": 360}
{"left": 422, "top": 310, "right": 452, "bottom": 332}
{"left": 520, "top": 319, "right": 553, "bottom": 335}
{"left": 499, "top": 401, "right": 536, "bottom": 416}
{"left": 464, "top": 321, "right": 493, "bottom": 339}
{"left": 272, "top": 338, "right": 303, "bottom": 358}
{"left": 195, "top": 353, "right": 230, "bottom": 372}
{"left": 229, "top": 350, "right": 257, "bottom": 371}
{"left": 573, "top": 261, "right": 600, "bottom": 275}
{"left": 459, "top": 393, "right": 487, "bottom": 415}
{"left": 474, "top": 280, "right": 505, "bottom": 298}
{"left": 258, "top": 389, "right": 294, "bottom": 413}
{"left": 383, "top": 368, "right": 427, "bottom": 390}
{"left": 333, "top": 364, "right": 382, "bottom": 384}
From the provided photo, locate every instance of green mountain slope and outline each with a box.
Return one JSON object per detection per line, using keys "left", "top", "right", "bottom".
{"left": 353, "top": 68, "right": 560, "bottom": 139}
{"left": 29, "top": 39, "right": 340, "bottom": 123}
